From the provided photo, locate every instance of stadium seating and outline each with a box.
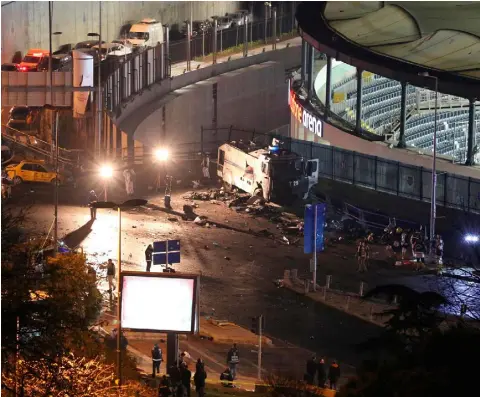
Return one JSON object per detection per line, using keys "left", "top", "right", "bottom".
{"left": 322, "top": 71, "right": 479, "bottom": 161}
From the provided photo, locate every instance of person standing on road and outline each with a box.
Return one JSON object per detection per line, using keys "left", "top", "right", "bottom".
{"left": 201, "top": 154, "right": 210, "bottom": 179}
{"left": 411, "top": 229, "right": 426, "bottom": 271}
{"left": 145, "top": 244, "right": 153, "bottom": 272}
{"left": 317, "top": 358, "right": 327, "bottom": 388}
{"left": 435, "top": 234, "right": 444, "bottom": 268}
{"left": 305, "top": 355, "right": 317, "bottom": 385}
{"left": 356, "top": 239, "right": 369, "bottom": 273}
{"left": 180, "top": 362, "right": 192, "bottom": 397}
{"left": 87, "top": 189, "right": 98, "bottom": 220}
{"left": 152, "top": 343, "right": 163, "bottom": 378}
{"left": 328, "top": 360, "right": 341, "bottom": 390}
{"left": 226, "top": 343, "right": 239, "bottom": 380}
{"left": 194, "top": 359, "right": 207, "bottom": 397}
{"left": 123, "top": 168, "right": 136, "bottom": 196}
{"left": 106, "top": 259, "right": 115, "bottom": 293}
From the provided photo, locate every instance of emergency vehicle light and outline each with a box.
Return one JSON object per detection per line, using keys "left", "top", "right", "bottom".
{"left": 33, "top": 53, "right": 43, "bottom": 57}
{"left": 464, "top": 234, "right": 479, "bottom": 244}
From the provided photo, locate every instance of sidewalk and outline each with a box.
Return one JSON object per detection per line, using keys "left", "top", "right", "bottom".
{"left": 170, "top": 36, "right": 300, "bottom": 77}
{"left": 282, "top": 271, "right": 394, "bottom": 327}
{"left": 97, "top": 316, "right": 345, "bottom": 393}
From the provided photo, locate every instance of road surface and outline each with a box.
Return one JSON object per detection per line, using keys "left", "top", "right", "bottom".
{"left": 7, "top": 181, "right": 382, "bottom": 371}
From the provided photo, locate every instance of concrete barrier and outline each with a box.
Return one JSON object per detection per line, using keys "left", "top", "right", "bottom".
{"left": 115, "top": 39, "right": 301, "bottom": 137}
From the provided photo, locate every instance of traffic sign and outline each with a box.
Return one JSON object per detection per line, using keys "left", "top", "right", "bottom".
{"left": 304, "top": 203, "right": 326, "bottom": 254}
{"left": 153, "top": 240, "right": 181, "bottom": 265}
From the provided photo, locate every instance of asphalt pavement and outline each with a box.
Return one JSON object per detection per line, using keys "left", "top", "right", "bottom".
{"left": 7, "top": 181, "right": 382, "bottom": 371}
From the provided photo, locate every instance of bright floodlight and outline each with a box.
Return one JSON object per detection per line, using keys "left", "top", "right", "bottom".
{"left": 100, "top": 165, "right": 113, "bottom": 178}
{"left": 155, "top": 148, "right": 169, "bottom": 161}
{"left": 464, "top": 234, "right": 479, "bottom": 244}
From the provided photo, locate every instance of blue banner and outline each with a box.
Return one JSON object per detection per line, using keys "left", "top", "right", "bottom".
{"left": 304, "top": 203, "right": 326, "bottom": 254}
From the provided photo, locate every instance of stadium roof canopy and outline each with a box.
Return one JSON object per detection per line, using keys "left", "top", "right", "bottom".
{"left": 296, "top": 1, "right": 480, "bottom": 98}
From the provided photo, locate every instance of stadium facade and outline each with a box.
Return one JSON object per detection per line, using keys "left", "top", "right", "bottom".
{"left": 288, "top": 1, "right": 480, "bottom": 213}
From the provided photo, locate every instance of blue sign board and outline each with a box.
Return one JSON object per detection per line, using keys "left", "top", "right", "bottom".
{"left": 304, "top": 203, "right": 326, "bottom": 254}
{"left": 153, "top": 240, "right": 181, "bottom": 265}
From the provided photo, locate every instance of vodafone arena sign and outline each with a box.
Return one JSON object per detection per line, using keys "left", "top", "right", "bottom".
{"left": 289, "top": 89, "right": 323, "bottom": 137}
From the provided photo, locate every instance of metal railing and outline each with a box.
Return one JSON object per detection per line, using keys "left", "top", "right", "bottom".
{"left": 1, "top": 125, "right": 82, "bottom": 165}
{"left": 199, "top": 125, "right": 480, "bottom": 214}
{"left": 101, "top": 13, "right": 296, "bottom": 114}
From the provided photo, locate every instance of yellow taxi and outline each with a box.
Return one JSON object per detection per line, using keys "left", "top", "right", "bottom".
{"left": 5, "top": 160, "right": 66, "bottom": 185}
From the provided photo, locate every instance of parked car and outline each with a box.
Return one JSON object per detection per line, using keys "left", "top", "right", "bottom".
{"left": 217, "top": 16, "right": 233, "bottom": 30}
{"left": 1, "top": 63, "right": 18, "bottom": 71}
{"left": 37, "top": 53, "right": 73, "bottom": 72}
{"left": 5, "top": 160, "right": 69, "bottom": 185}
{"left": 17, "top": 49, "right": 50, "bottom": 72}
{"left": 237, "top": 9, "right": 254, "bottom": 23}
{"left": 6, "top": 106, "right": 38, "bottom": 131}
{"left": 53, "top": 43, "right": 73, "bottom": 55}
{"left": 181, "top": 20, "right": 212, "bottom": 38}
{"left": 92, "top": 42, "right": 132, "bottom": 60}
{"left": 74, "top": 40, "right": 105, "bottom": 50}
{"left": 228, "top": 11, "right": 250, "bottom": 26}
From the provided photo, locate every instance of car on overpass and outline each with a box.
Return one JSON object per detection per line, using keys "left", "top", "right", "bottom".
{"left": 92, "top": 42, "right": 132, "bottom": 60}
{"left": 37, "top": 53, "right": 73, "bottom": 72}
{"left": 217, "top": 16, "right": 233, "bottom": 30}
{"left": 17, "top": 49, "right": 50, "bottom": 72}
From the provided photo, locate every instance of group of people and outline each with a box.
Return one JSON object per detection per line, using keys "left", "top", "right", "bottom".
{"left": 355, "top": 224, "right": 445, "bottom": 271}
{"left": 153, "top": 344, "right": 207, "bottom": 397}
{"left": 305, "top": 355, "right": 341, "bottom": 390}
{"left": 384, "top": 225, "right": 444, "bottom": 268}
{"left": 152, "top": 343, "right": 239, "bottom": 396}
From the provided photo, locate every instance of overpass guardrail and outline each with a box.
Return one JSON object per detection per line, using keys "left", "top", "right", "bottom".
{"left": 101, "top": 12, "right": 297, "bottom": 115}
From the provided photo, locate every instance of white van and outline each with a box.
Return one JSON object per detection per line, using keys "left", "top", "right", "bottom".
{"left": 128, "top": 19, "right": 163, "bottom": 48}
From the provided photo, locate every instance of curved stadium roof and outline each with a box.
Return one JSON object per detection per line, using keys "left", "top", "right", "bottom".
{"left": 296, "top": 1, "right": 480, "bottom": 98}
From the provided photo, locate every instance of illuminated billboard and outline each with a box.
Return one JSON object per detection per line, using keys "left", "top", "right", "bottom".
{"left": 121, "top": 272, "right": 199, "bottom": 333}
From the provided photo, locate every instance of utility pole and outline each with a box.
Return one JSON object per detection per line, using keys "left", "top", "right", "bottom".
{"left": 212, "top": 17, "right": 218, "bottom": 64}
{"left": 272, "top": 7, "right": 277, "bottom": 50}
{"left": 97, "top": 1, "right": 102, "bottom": 157}
{"left": 312, "top": 205, "right": 318, "bottom": 291}
{"left": 116, "top": 207, "right": 122, "bottom": 385}
{"left": 243, "top": 13, "right": 248, "bottom": 57}
{"left": 186, "top": 20, "right": 191, "bottom": 71}
{"left": 257, "top": 315, "right": 263, "bottom": 380}
{"left": 53, "top": 111, "right": 59, "bottom": 255}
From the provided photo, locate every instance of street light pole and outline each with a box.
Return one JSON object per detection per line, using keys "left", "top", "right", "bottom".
{"left": 98, "top": 2, "right": 102, "bottom": 158}
{"left": 419, "top": 72, "right": 438, "bottom": 260}
{"left": 116, "top": 206, "right": 122, "bottom": 385}
{"left": 91, "top": 198, "right": 147, "bottom": 386}
{"left": 54, "top": 110, "right": 59, "bottom": 254}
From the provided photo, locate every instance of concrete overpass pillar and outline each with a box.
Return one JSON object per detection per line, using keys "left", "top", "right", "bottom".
{"left": 465, "top": 98, "right": 477, "bottom": 166}
{"left": 397, "top": 81, "right": 407, "bottom": 148}
{"left": 355, "top": 69, "right": 363, "bottom": 133}
{"left": 307, "top": 44, "right": 314, "bottom": 99}
{"left": 301, "top": 39, "right": 307, "bottom": 84}
{"left": 325, "top": 55, "right": 332, "bottom": 119}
